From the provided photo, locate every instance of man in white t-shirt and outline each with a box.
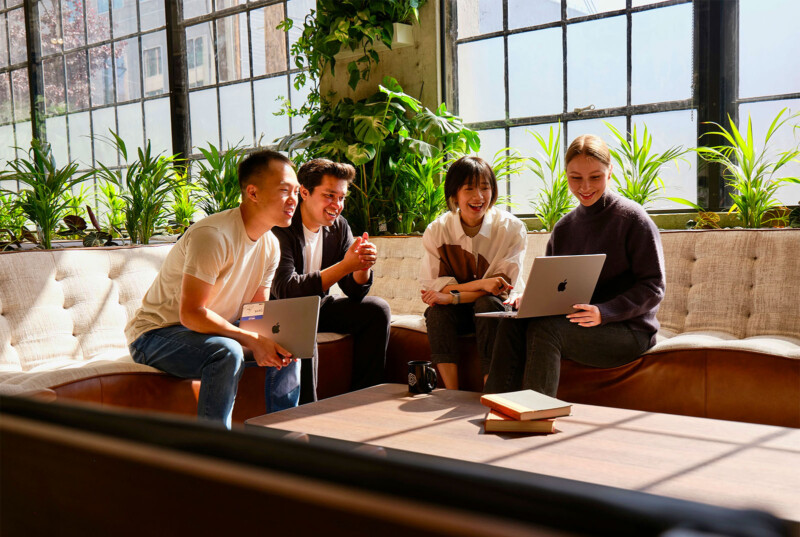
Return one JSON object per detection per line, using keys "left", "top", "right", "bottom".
{"left": 125, "top": 150, "right": 301, "bottom": 428}
{"left": 271, "top": 159, "right": 390, "bottom": 402}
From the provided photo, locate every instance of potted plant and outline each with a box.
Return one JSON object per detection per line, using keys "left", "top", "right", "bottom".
{"left": 671, "top": 108, "right": 800, "bottom": 228}
{"left": 193, "top": 143, "right": 244, "bottom": 216}
{"left": 0, "top": 140, "right": 92, "bottom": 249}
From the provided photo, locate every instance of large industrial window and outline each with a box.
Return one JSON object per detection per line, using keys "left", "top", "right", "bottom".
{"left": 0, "top": 0, "right": 31, "bottom": 165}
{"left": 448, "top": 0, "right": 800, "bottom": 214}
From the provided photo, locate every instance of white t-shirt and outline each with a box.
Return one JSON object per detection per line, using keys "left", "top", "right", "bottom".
{"left": 125, "top": 207, "right": 280, "bottom": 344}
{"left": 302, "top": 223, "right": 323, "bottom": 274}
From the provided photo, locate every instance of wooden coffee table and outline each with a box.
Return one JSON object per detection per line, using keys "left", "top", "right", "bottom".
{"left": 246, "top": 383, "right": 800, "bottom": 529}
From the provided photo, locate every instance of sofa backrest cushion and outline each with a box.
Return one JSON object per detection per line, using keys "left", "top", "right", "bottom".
{"left": 0, "top": 245, "right": 172, "bottom": 372}
{"left": 372, "top": 229, "right": 800, "bottom": 339}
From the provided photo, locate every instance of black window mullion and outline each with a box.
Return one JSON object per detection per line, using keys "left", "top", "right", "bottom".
{"left": 136, "top": 0, "right": 146, "bottom": 151}
{"left": 23, "top": 0, "right": 45, "bottom": 143}
{"left": 246, "top": 8, "right": 255, "bottom": 145}
{"left": 502, "top": 0, "right": 510, "bottom": 209}
{"left": 165, "top": 0, "right": 189, "bottom": 159}
{"left": 626, "top": 0, "right": 632, "bottom": 138}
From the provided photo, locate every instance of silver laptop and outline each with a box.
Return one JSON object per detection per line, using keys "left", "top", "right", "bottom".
{"left": 239, "top": 296, "right": 320, "bottom": 358}
{"left": 476, "top": 254, "right": 606, "bottom": 319}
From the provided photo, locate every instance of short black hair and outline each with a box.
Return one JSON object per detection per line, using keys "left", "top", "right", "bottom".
{"left": 297, "top": 158, "right": 356, "bottom": 193}
{"left": 444, "top": 156, "right": 498, "bottom": 212}
{"left": 238, "top": 150, "right": 294, "bottom": 192}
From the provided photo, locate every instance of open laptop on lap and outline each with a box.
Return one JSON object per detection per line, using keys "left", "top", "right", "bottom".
{"left": 476, "top": 254, "right": 606, "bottom": 319}
{"left": 239, "top": 295, "right": 320, "bottom": 358}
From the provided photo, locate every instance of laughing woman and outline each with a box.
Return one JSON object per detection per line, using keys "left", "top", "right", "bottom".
{"left": 420, "top": 156, "right": 527, "bottom": 389}
{"left": 485, "top": 134, "right": 666, "bottom": 396}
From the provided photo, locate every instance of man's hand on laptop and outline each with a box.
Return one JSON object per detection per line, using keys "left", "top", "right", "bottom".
{"left": 567, "top": 304, "right": 601, "bottom": 327}
{"left": 251, "top": 336, "right": 294, "bottom": 368}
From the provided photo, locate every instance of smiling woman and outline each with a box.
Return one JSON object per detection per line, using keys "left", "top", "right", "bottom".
{"left": 486, "top": 134, "right": 667, "bottom": 397}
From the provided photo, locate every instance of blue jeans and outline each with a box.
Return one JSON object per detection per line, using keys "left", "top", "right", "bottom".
{"left": 129, "top": 324, "right": 301, "bottom": 429}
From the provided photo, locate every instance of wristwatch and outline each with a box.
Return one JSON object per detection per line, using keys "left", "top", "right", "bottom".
{"left": 450, "top": 290, "right": 461, "bottom": 305}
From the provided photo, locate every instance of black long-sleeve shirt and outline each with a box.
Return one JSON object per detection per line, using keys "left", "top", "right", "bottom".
{"left": 270, "top": 208, "right": 372, "bottom": 305}
{"left": 546, "top": 190, "right": 665, "bottom": 343}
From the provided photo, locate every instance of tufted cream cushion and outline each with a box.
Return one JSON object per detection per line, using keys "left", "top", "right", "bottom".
{"left": 372, "top": 230, "right": 800, "bottom": 360}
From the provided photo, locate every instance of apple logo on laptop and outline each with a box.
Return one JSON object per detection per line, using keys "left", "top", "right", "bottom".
{"left": 557, "top": 279, "right": 567, "bottom": 292}
{"left": 272, "top": 322, "right": 280, "bottom": 334}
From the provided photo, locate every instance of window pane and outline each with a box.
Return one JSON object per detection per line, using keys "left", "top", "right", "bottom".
{"left": 509, "top": 0, "right": 561, "bottom": 30}
{"left": 567, "top": 0, "right": 625, "bottom": 18}
{"left": 89, "top": 44, "right": 114, "bottom": 106}
{"left": 11, "top": 68, "right": 29, "bottom": 120}
{"left": 457, "top": 38, "right": 504, "bottom": 123}
{"left": 62, "top": 0, "right": 86, "bottom": 51}
{"left": 630, "top": 109, "right": 698, "bottom": 210}
{"left": 38, "top": 0, "right": 64, "bottom": 56}
{"left": 632, "top": 4, "right": 691, "bottom": 105}
{"left": 0, "top": 72, "right": 11, "bottom": 123}
{"left": 189, "top": 88, "right": 219, "bottom": 149}
{"left": 144, "top": 97, "right": 172, "bottom": 156}
{"left": 182, "top": 0, "right": 211, "bottom": 20}
{"left": 45, "top": 115, "right": 68, "bottom": 165}
{"left": 15, "top": 121, "right": 33, "bottom": 157}
{"left": 220, "top": 82, "right": 253, "bottom": 147}
{"left": 254, "top": 75, "right": 289, "bottom": 145}
{"left": 43, "top": 55, "right": 66, "bottom": 115}
{"left": 456, "top": 0, "right": 502, "bottom": 39}
{"left": 287, "top": 0, "right": 313, "bottom": 67}
{"left": 567, "top": 16, "right": 626, "bottom": 111}
{"left": 140, "top": 0, "right": 166, "bottom": 31}
{"left": 0, "top": 14, "right": 8, "bottom": 69}
{"left": 87, "top": 0, "right": 111, "bottom": 44}
{"left": 0, "top": 124, "right": 15, "bottom": 163}
{"left": 92, "top": 107, "right": 118, "bottom": 165}
{"left": 113, "top": 0, "right": 138, "bottom": 37}
{"left": 216, "top": 0, "right": 241, "bottom": 9}
{"left": 216, "top": 13, "right": 249, "bottom": 82}
{"left": 117, "top": 102, "right": 144, "bottom": 158}
{"left": 738, "top": 99, "right": 800, "bottom": 206}
{"left": 68, "top": 111, "right": 93, "bottom": 167}
{"left": 186, "top": 23, "right": 215, "bottom": 87}
{"left": 251, "top": 4, "right": 287, "bottom": 77}
{"left": 290, "top": 74, "right": 311, "bottom": 133}
{"left": 66, "top": 50, "right": 90, "bottom": 111}
{"left": 509, "top": 29, "right": 562, "bottom": 118}
{"left": 141, "top": 30, "right": 167, "bottom": 96}
{"left": 509, "top": 123, "right": 561, "bottom": 214}
{"left": 474, "top": 127, "right": 506, "bottom": 202}
{"left": 566, "top": 115, "right": 625, "bottom": 151}
{"left": 115, "top": 37, "right": 141, "bottom": 101}
{"left": 7, "top": 8, "right": 26, "bottom": 65}
{"left": 739, "top": 0, "right": 800, "bottom": 99}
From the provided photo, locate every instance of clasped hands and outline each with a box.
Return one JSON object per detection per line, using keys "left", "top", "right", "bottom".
{"left": 420, "top": 276, "right": 512, "bottom": 306}
{"left": 345, "top": 232, "right": 377, "bottom": 273}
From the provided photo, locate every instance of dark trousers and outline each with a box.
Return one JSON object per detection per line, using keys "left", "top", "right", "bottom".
{"left": 485, "top": 315, "right": 653, "bottom": 396}
{"left": 300, "top": 295, "right": 391, "bottom": 404}
{"left": 424, "top": 295, "right": 505, "bottom": 375}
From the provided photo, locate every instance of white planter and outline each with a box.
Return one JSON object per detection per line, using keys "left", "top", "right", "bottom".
{"left": 334, "top": 22, "right": 415, "bottom": 62}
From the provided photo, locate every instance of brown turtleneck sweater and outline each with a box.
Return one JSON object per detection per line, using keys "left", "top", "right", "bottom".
{"left": 546, "top": 191, "right": 665, "bottom": 344}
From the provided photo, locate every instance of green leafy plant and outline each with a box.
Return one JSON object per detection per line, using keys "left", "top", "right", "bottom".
{"left": 606, "top": 122, "right": 688, "bottom": 208}
{"left": 62, "top": 183, "right": 93, "bottom": 219}
{"left": 193, "top": 143, "right": 244, "bottom": 216}
{"left": 95, "top": 131, "right": 179, "bottom": 244}
{"left": 169, "top": 173, "right": 200, "bottom": 235}
{"left": 277, "top": 0, "right": 426, "bottom": 117}
{"left": 0, "top": 140, "right": 92, "bottom": 249}
{"left": 491, "top": 147, "right": 528, "bottom": 211}
{"left": 0, "top": 192, "right": 33, "bottom": 250}
{"left": 275, "top": 77, "right": 480, "bottom": 235}
{"left": 671, "top": 109, "right": 800, "bottom": 228}
{"left": 527, "top": 124, "right": 574, "bottom": 231}
{"left": 97, "top": 181, "right": 127, "bottom": 236}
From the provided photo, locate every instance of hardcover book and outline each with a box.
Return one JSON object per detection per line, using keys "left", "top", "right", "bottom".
{"left": 484, "top": 410, "right": 556, "bottom": 434}
{"left": 480, "top": 390, "right": 572, "bottom": 421}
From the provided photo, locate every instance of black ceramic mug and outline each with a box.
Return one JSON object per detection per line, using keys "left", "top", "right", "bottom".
{"left": 408, "top": 360, "right": 438, "bottom": 394}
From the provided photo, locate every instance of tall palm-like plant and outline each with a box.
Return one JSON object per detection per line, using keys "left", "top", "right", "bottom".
{"left": 95, "top": 132, "right": 178, "bottom": 244}
{"left": 671, "top": 109, "right": 800, "bottom": 228}
{"left": 194, "top": 143, "right": 244, "bottom": 215}
{"left": 0, "top": 140, "right": 92, "bottom": 249}
{"left": 528, "top": 124, "right": 574, "bottom": 231}
{"left": 606, "top": 122, "right": 688, "bottom": 208}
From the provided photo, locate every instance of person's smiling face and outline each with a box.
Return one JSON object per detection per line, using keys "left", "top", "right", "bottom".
{"left": 455, "top": 177, "right": 493, "bottom": 227}
{"left": 566, "top": 154, "right": 612, "bottom": 207}
{"left": 300, "top": 175, "right": 349, "bottom": 232}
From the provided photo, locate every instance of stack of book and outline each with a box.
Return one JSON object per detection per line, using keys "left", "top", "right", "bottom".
{"left": 480, "top": 390, "right": 572, "bottom": 434}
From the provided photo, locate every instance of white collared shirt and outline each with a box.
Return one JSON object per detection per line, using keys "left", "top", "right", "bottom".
{"left": 420, "top": 207, "right": 527, "bottom": 301}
